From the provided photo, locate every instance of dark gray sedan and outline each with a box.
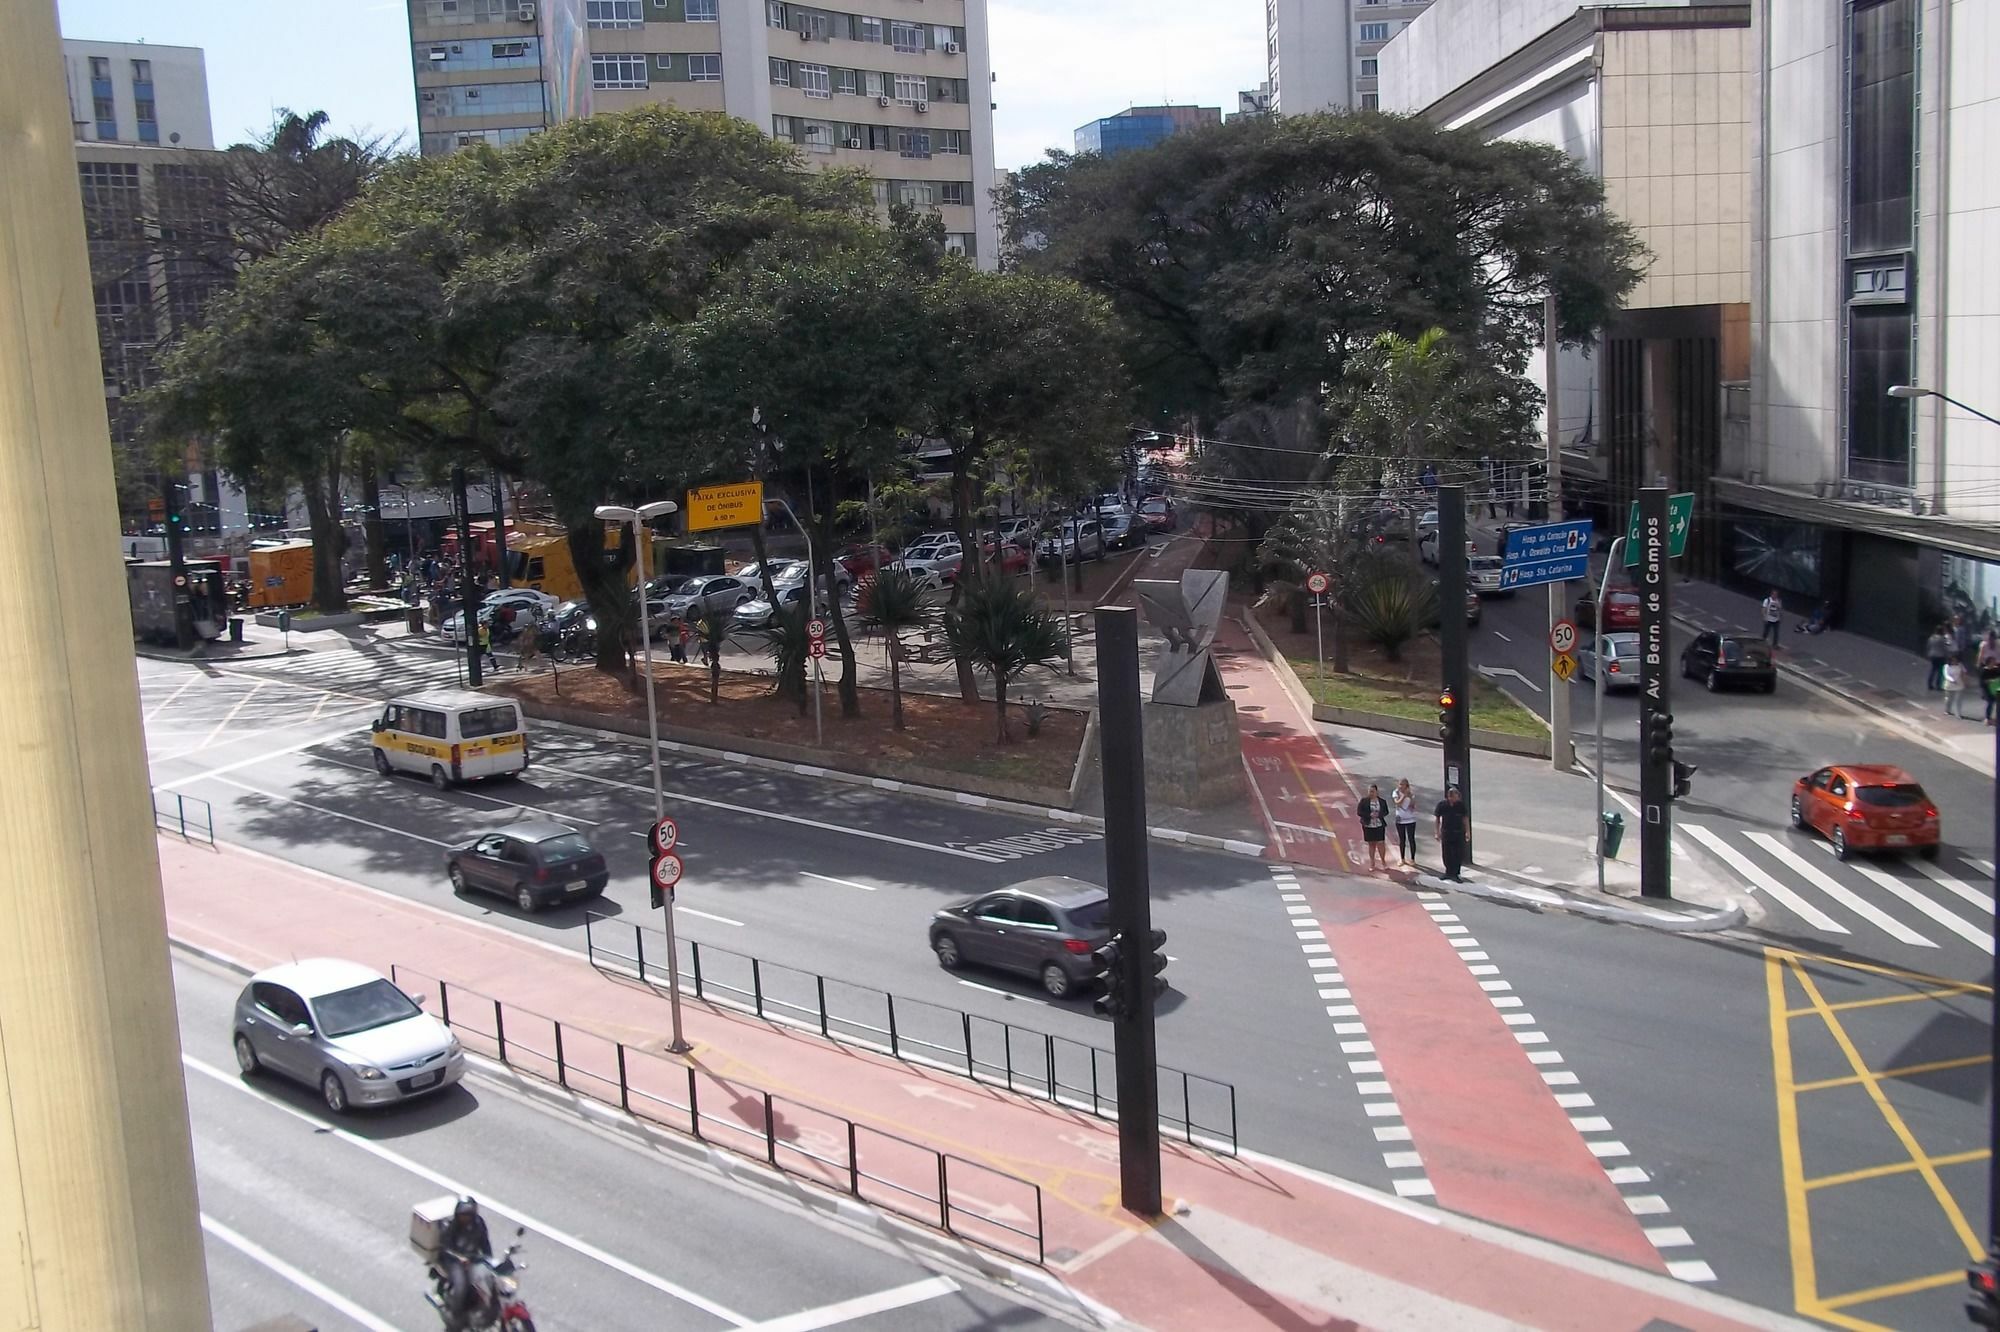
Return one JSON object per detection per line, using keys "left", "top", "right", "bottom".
{"left": 445, "top": 820, "right": 608, "bottom": 913}
{"left": 929, "top": 877, "right": 1112, "bottom": 998}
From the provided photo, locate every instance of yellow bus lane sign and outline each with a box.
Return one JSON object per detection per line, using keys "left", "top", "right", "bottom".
{"left": 686, "top": 481, "right": 764, "bottom": 533}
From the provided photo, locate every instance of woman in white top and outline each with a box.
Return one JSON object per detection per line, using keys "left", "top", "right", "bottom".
{"left": 1391, "top": 778, "right": 1420, "bottom": 867}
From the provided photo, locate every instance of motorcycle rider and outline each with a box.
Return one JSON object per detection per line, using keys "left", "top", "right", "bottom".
{"left": 438, "top": 1197, "right": 493, "bottom": 1326}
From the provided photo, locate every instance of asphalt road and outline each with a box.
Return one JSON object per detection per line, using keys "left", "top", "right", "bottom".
{"left": 142, "top": 646, "right": 1993, "bottom": 1331}
{"left": 177, "top": 953, "right": 1073, "bottom": 1332}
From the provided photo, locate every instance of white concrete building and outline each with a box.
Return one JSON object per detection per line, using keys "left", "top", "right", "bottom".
{"left": 1266, "top": 0, "right": 1436, "bottom": 114}
{"left": 407, "top": 0, "right": 999, "bottom": 266}
{"left": 62, "top": 39, "right": 212, "bottom": 149}
{"left": 1725, "top": 0, "right": 1999, "bottom": 646}
{"left": 1381, "top": 1, "right": 1753, "bottom": 588}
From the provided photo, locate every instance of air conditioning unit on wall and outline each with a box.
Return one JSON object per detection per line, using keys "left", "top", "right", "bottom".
{"left": 877, "top": 95, "right": 891, "bottom": 107}
{"left": 844, "top": 137, "right": 864, "bottom": 149}
{"left": 516, "top": 2, "right": 535, "bottom": 21}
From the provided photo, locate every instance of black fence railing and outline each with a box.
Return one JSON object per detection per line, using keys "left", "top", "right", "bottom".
{"left": 153, "top": 791, "right": 214, "bottom": 845}
{"left": 389, "top": 965, "right": 1045, "bottom": 1265}
{"left": 584, "top": 913, "right": 1238, "bottom": 1156}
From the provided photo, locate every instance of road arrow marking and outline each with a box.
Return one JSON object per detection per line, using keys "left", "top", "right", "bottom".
{"left": 1475, "top": 665, "right": 1544, "bottom": 694}
{"left": 901, "top": 1083, "right": 978, "bottom": 1111}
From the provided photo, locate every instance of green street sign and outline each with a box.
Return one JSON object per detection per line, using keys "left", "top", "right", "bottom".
{"left": 1624, "top": 492, "right": 1694, "bottom": 565}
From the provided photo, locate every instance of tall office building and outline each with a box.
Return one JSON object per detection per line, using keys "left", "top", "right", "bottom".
{"left": 1073, "top": 104, "right": 1220, "bottom": 157}
{"left": 1265, "top": 0, "right": 1434, "bottom": 113}
{"left": 406, "top": 0, "right": 999, "bottom": 265}
{"left": 62, "top": 40, "right": 245, "bottom": 540}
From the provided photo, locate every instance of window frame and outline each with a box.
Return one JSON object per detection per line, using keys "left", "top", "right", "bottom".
{"left": 687, "top": 52, "right": 722, "bottom": 81}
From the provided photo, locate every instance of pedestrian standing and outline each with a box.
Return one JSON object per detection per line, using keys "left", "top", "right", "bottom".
{"left": 673, "top": 619, "right": 690, "bottom": 665}
{"left": 1949, "top": 612, "right": 1972, "bottom": 665}
{"left": 1392, "top": 779, "right": 1419, "bottom": 866}
{"left": 1942, "top": 658, "right": 1967, "bottom": 718}
{"left": 477, "top": 620, "right": 498, "bottom": 673}
{"left": 1433, "top": 787, "right": 1470, "bottom": 882}
{"left": 1925, "top": 624, "right": 1951, "bottom": 691}
{"left": 1978, "top": 630, "right": 2000, "bottom": 724}
{"left": 1357, "top": 784, "right": 1391, "bottom": 872}
{"left": 1761, "top": 589, "right": 1784, "bottom": 646}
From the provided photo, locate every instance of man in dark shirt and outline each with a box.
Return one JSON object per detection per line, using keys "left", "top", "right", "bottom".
{"left": 1434, "top": 786, "right": 1470, "bottom": 882}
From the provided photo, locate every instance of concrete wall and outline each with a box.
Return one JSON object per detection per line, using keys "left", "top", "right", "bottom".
{"left": 1382, "top": 0, "right": 1697, "bottom": 115}
{"left": 1937, "top": 0, "right": 2000, "bottom": 520}
{"left": 1268, "top": 0, "right": 1353, "bottom": 114}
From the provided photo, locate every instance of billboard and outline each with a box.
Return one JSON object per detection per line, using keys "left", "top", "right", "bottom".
{"left": 540, "top": 0, "right": 593, "bottom": 125}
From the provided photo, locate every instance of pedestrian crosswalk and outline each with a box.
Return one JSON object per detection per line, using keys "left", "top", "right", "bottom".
{"left": 226, "top": 643, "right": 474, "bottom": 695}
{"left": 1681, "top": 821, "right": 1994, "bottom": 952}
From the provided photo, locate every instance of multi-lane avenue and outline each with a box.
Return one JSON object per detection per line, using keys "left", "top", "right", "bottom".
{"left": 144, "top": 631, "right": 1991, "bottom": 1331}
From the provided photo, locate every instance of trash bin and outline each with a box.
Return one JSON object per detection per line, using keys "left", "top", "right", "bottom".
{"left": 227, "top": 617, "right": 244, "bottom": 644}
{"left": 1601, "top": 811, "right": 1626, "bottom": 860}
{"left": 406, "top": 606, "right": 425, "bottom": 634}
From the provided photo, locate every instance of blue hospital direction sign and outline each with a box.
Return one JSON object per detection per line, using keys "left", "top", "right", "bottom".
{"left": 1501, "top": 519, "right": 1594, "bottom": 589}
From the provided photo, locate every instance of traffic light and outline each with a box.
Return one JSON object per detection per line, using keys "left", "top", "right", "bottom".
{"left": 1671, "top": 760, "right": 1697, "bottom": 801}
{"left": 1437, "top": 690, "right": 1458, "bottom": 743}
{"left": 1091, "top": 934, "right": 1127, "bottom": 1020}
{"left": 1142, "top": 928, "right": 1168, "bottom": 998}
{"left": 1968, "top": 1258, "right": 1998, "bottom": 1329}
{"left": 1647, "top": 711, "right": 1675, "bottom": 767}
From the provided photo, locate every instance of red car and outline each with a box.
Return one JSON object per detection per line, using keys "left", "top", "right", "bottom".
{"left": 836, "top": 543, "right": 893, "bottom": 578}
{"left": 1576, "top": 588, "right": 1641, "bottom": 631}
{"left": 1790, "top": 764, "right": 1941, "bottom": 861}
{"left": 980, "top": 540, "right": 1031, "bottom": 575}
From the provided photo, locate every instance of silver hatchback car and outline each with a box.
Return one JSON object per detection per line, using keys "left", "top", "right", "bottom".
{"left": 232, "top": 959, "right": 464, "bottom": 1113}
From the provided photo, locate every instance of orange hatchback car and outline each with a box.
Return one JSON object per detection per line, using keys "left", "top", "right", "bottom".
{"left": 1790, "top": 764, "right": 1941, "bottom": 861}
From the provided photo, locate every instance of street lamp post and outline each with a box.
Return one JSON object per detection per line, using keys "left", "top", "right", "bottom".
{"left": 1887, "top": 384, "right": 1999, "bottom": 1293}
{"left": 595, "top": 499, "right": 691, "bottom": 1055}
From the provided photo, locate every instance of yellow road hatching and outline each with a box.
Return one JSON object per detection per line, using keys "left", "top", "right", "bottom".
{"left": 1764, "top": 947, "right": 1991, "bottom": 1331}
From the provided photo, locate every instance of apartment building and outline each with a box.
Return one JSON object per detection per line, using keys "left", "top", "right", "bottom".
{"left": 1265, "top": 0, "right": 1435, "bottom": 114}
{"left": 62, "top": 38, "right": 213, "bottom": 150}
{"left": 1073, "top": 104, "right": 1221, "bottom": 157}
{"left": 407, "top": 0, "right": 998, "bottom": 265}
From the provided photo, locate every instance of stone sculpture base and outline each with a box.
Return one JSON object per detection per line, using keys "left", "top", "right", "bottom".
{"left": 1142, "top": 698, "right": 1243, "bottom": 809}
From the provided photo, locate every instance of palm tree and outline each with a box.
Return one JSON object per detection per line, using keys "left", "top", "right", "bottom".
{"left": 943, "top": 577, "right": 1065, "bottom": 743}
{"left": 747, "top": 603, "right": 810, "bottom": 716}
{"left": 857, "top": 569, "right": 929, "bottom": 730}
{"left": 693, "top": 612, "right": 730, "bottom": 705}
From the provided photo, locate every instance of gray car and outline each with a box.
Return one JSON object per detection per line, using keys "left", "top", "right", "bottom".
{"left": 1578, "top": 632, "right": 1643, "bottom": 690}
{"left": 232, "top": 958, "right": 463, "bottom": 1113}
{"left": 661, "top": 574, "right": 756, "bottom": 623}
{"left": 929, "top": 876, "right": 1113, "bottom": 998}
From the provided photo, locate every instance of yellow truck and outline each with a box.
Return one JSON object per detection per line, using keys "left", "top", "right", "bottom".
{"left": 245, "top": 539, "right": 315, "bottom": 608}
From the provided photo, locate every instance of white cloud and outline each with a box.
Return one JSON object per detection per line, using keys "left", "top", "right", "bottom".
{"left": 988, "top": 0, "right": 1263, "bottom": 170}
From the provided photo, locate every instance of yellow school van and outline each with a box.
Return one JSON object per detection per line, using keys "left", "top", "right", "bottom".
{"left": 370, "top": 691, "right": 528, "bottom": 788}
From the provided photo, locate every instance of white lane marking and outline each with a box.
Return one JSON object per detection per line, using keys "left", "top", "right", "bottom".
{"left": 1846, "top": 861, "right": 1993, "bottom": 950}
{"left": 185, "top": 1055, "right": 754, "bottom": 1325}
{"left": 206, "top": 776, "right": 453, "bottom": 847}
{"left": 151, "top": 713, "right": 377, "bottom": 789}
{"left": 744, "top": 1276, "right": 960, "bottom": 1332}
{"left": 1908, "top": 857, "right": 1996, "bottom": 913}
{"left": 803, "top": 872, "right": 876, "bottom": 892}
{"left": 544, "top": 762, "right": 1004, "bottom": 863}
{"left": 1382, "top": 1151, "right": 1424, "bottom": 1169}
{"left": 201, "top": 1214, "right": 401, "bottom": 1332}
{"left": 1373, "top": 1125, "right": 1412, "bottom": 1142}
{"left": 1680, "top": 823, "right": 1848, "bottom": 933}
{"left": 956, "top": 979, "right": 1053, "bottom": 1007}
{"left": 1646, "top": 1227, "right": 1693, "bottom": 1252}
{"left": 1391, "top": 1178, "right": 1437, "bottom": 1198}
{"left": 678, "top": 907, "right": 744, "bottom": 928}
{"left": 1744, "top": 833, "right": 1934, "bottom": 947}
{"left": 1605, "top": 1166, "right": 1650, "bottom": 1185}
{"left": 1493, "top": 631, "right": 1511, "bottom": 643}
{"left": 1967, "top": 857, "right": 1994, "bottom": 877}
{"left": 1624, "top": 1195, "right": 1671, "bottom": 1216}
{"left": 142, "top": 671, "right": 206, "bottom": 721}
{"left": 310, "top": 754, "right": 609, "bottom": 825}
{"left": 1667, "top": 1259, "right": 1718, "bottom": 1283}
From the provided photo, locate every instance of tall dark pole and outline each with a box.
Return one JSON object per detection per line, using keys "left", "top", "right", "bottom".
{"left": 1988, "top": 717, "right": 1997, "bottom": 1257}
{"left": 161, "top": 473, "right": 192, "bottom": 650}
{"left": 1637, "top": 487, "right": 1671, "bottom": 898}
{"left": 1094, "top": 605, "right": 1161, "bottom": 1217}
{"left": 492, "top": 468, "right": 511, "bottom": 589}
{"left": 1437, "top": 485, "right": 1472, "bottom": 858}
{"left": 454, "top": 466, "right": 483, "bottom": 687}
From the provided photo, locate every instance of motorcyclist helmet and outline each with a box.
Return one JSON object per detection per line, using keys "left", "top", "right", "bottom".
{"left": 455, "top": 1197, "right": 480, "bottom": 1220}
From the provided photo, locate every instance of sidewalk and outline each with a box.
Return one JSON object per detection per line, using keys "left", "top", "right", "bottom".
{"left": 1671, "top": 580, "right": 1995, "bottom": 777}
{"left": 157, "top": 837, "right": 1806, "bottom": 1332}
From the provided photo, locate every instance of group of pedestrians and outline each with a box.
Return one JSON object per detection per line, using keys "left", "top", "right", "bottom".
{"left": 1927, "top": 613, "right": 2000, "bottom": 723}
{"left": 1353, "top": 779, "right": 1472, "bottom": 882}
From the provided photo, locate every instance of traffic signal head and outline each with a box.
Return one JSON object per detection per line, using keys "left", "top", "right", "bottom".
{"left": 1091, "top": 935, "right": 1128, "bottom": 1019}
{"left": 1671, "top": 760, "right": 1697, "bottom": 801}
{"left": 1437, "top": 690, "right": 1457, "bottom": 742}
{"left": 1647, "top": 712, "right": 1675, "bottom": 766}
{"left": 1967, "top": 1259, "right": 1998, "bottom": 1329}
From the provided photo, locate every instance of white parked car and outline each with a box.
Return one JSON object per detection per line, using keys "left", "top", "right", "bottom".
{"left": 893, "top": 542, "right": 963, "bottom": 586}
{"left": 660, "top": 574, "right": 757, "bottom": 623}
{"left": 732, "top": 582, "right": 814, "bottom": 629}
{"left": 1037, "top": 519, "right": 1103, "bottom": 565}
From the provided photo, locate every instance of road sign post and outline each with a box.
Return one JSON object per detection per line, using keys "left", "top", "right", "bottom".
{"left": 1438, "top": 487, "right": 1472, "bottom": 859}
{"left": 1306, "top": 571, "right": 1330, "bottom": 699}
{"left": 1637, "top": 489, "right": 1673, "bottom": 900}
{"left": 1499, "top": 520, "right": 1595, "bottom": 590}
{"left": 1623, "top": 493, "right": 1694, "bottom": 565}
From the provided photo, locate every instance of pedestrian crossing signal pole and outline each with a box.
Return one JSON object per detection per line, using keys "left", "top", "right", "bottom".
{"left": 454, "top": 466, "right": 482, "bottom": 688}
{"left": 1637, "top": 487, "right": 1672, "bottom": 899}
{"left": 1437, "top": 486, "right": 1472, "bottom": 860}
{"left": 1094, "top": 604, "right": 1162, "bottom": 1218}
{"left": 1979, "top": 714, "right": 2000, "bottom": 1327}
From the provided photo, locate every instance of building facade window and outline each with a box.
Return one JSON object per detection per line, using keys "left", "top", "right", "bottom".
{"left": 1841, "top": 0, "right": 1918, "bottom": 487}
{"left": 939, "top": 181, "right": 968, "bottom": 206}
{"left": 768, "top": 1, "right": 786, "bottom": 26}
{"left": 797, "top": 63, "right": 830, "bottom": 98}
{"left": 419, "top": 0, "right": 512, "bottom": 25}
{"left": 1358, "top": 22, "right": 1388, "bottom": 41}
{"left": 687, "top": 53, "right": 721, "bottom": 80}
{"left": 769, "top": 57, "right": 791, "bottom": 86}
{"left": 833, "top": 67, "right": 857, "bottom": 95}
{"left": 897, "top": 130, "right": 930, "bottom": 158}
{"left": 591, "top": 54, "right": 648, "bottom": 89}
{"left": 93, "top": 94, "right": 117, "bottom": 140}
{"left": 936, "top": 128, "right": 963, "bottom": 154}
{"left": 685, "top": 0, "right": 718, "bottom": 17}
{"left": 586, "top": 0, "right": 644, "bottom": 28}
{"left": 865, "top": 71, "right": 886, "bottom": 97}
{"left": 419, "top": 38, "right": 543, "bottom": 72}
{"left": 893, "top": 74, "right": 925, "bottom": 105}
{"left": 1361, "top": 92, "right": 1379, "bottom": 110}
{"left": 857, "top": 15, "right": 882, "bottom": 43}
{"left": 1359, "top": 58, "right": 1377, "bottom": 77}
{"left": 890, "top": 20, "right": 924, "bottom": 52}
{"left": 418, "top": 81, "right": 547, "bottom": 118}
{"left": 130, "top": 58, "right": 151, "bottom": 82}
{"left": 135, "top": 97, "right": 159, "bottom": 142}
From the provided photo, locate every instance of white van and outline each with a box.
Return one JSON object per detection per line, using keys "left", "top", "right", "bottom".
{"left": 370, "top": 691, "right": 528, "bottom": 788}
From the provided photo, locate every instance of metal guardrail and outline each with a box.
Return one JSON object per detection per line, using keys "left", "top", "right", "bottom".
{"left": 389, "top": 965, "right": 1044, "bottom": 1265}
{"left": 153, "top": 791, "right": 214, "bottom": 845}
{"left": 584, "top": 913, "right": 1239, "bottom": 1156}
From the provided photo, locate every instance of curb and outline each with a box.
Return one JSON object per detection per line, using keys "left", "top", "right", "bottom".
{"left": 1412, "top": 872, "right": 1747, "bottom": 932}
{"left": 164, "top": 937, "right": 1125, "bottom": 1330}
{"left": 534, "top": 716, "right": 1269, "bottom": 861}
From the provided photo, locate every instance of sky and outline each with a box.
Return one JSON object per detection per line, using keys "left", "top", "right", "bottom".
{"left": 54, "top": 0, "right": 1265, "bottom": 170}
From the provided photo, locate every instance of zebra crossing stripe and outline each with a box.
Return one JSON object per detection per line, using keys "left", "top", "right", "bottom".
{"left": 1680, "top": 823, "right": 1848, "bottom": 933}
{"left": 1906, "top": 857, "right": 1996, "bottom": 914}
{"left": 1743, "top": 833, "right": 1934, "bottom": 948}
{"left": 1844, "top": 859, "right": 1993, "bottom": 950}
